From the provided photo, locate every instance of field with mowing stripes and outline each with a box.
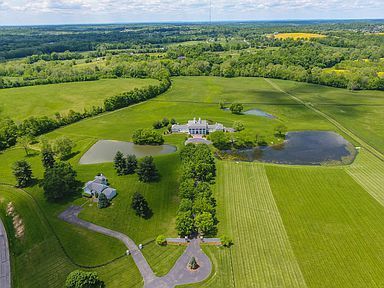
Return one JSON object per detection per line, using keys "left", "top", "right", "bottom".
{"left": 2, "top": 76, "right": 384, "bottom": 287}
{"left": 267, "top": 164, "right": 384, "bottom": 287}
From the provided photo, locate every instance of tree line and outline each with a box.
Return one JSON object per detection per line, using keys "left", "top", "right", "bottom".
{"left": 176, "top": 144, "right": 218, "bottom": 237}
{"left": 0, "top": 79, "right": 171, "bottom": 152}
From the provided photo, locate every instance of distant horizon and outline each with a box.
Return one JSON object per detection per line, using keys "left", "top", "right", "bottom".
{"left": 0, "top": 18, "right": 383, "bottom": 27}
{"left": 0, "top": 0, "right": 383, "bottom": 26}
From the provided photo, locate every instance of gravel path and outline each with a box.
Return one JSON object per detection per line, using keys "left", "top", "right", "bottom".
{"left": 0, "top": 219, "right": 11, "bottom": 288}
{"left": 59, "top": 206, "right": 212, "bottom": 288}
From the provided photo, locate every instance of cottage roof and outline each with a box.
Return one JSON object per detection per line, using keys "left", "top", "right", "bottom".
{"left": 84, "top": 181, "right": 108, "bottom": 194}
{"left": 103, "top": 187, "right": 116, "bottom": 199}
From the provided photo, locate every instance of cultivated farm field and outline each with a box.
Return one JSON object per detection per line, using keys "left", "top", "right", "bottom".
{"left": 271, "top": 32, "right": 326, "bottom": 40}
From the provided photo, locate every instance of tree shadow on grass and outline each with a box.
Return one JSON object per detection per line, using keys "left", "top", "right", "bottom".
{"left": 60, "top": 150, "right": 80, "bottom": 161}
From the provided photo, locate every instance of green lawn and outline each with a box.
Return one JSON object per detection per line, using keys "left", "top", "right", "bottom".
{"left": 78, "top": 153, "right": 181, "bottom": 244}
{"left": 267, "top": 164, "right": 384, "bottom": 287}
{"left": 0, "top": 78, "right": 157, "bottom": 121}
{"left": 0, "top": 185, "right": 75, "bottom": 287}
{"left": 199, "top": 161, "right": 306, "bottom": 287}
{"left": 2, "top": 76, "right": 384, "bottom": 287}
{"left": 142, "top": 242, "right": 186, "bottom": 276}
{"left": 266, "top": 78, "right": 384, "bottom": 153}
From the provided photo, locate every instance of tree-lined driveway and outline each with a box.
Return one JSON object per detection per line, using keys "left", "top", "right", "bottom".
{"left": 59, "top": 206, "right": 212, "bottom": 288}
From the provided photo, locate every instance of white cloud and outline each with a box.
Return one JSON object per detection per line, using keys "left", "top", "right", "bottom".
{"left": 0, "top": 0, "right": 383, "bottom": 24}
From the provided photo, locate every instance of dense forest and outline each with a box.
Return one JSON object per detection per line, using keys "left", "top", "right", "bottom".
{"left": 0, "top": 20, "right": 383, "bottom": 91}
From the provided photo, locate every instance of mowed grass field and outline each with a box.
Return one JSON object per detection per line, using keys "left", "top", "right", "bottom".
{"left": 191, "top": 155, "right": 384, "bottom": 288}
{"left": 267, "top": 79, "right": 384, "bottom": 153}
{"left": 0, "top": 78, "right": 157, "bottom": 120}
{"left": 2, "top": 76, "right": 384, "bottom": 287}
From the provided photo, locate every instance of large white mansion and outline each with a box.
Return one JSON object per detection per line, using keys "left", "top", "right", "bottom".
{"left": 172, "top": 118, "right": 224, "bottom": 135}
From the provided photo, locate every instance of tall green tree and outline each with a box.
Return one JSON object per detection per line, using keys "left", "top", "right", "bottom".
{"left": 131, "top": 192, "right": 151, "bottom": 218}
{"left": 98, "top": 193, "right": 109, "bottom": 209}
{"left": 0, "top": 118, "right": 18, "bottom": 151}
{"left": 176, "top": 212, "right": 195, "bottom": 236}
{"left": 12, "top": 160, "right": 33, "bottom": 188}
{"left": 113, "top": 151, "right": 126, "bottom": 175}
{"left": 52, "top": 136, "right": 75, "bottom": 160}
{"left": 41, "top": 162, "right": 79, "bottom": 202}
{"left": 195, "top": 212, "right": 215, "bottom": 236}
{"left": 137, "top": 156, "right": 158, "bottom": 182}
{"left": 41, "top": 140, "right": 55, "bottom": 169}
{"left": 125, "top": 154, "right": 138, "bottom": 174}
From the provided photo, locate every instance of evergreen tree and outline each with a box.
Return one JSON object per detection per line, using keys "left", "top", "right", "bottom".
{"left": 41, "top": 141, "right": 55, "bottom": 169}
{"left": 137, "top": 156, "right": 158, "bottom": 182}
{"left": 188, "top": 257, "right": 199, "bottom": 270}
{"left": 113, "top": 151, "right": 126, "bottom": 175}
{"left": 125, "top": 154, "right": 138, "bottom": 174}
{"left": 12, "top": 160, "right": 33, "bottom": 188}
{"left": 98, "top": 193, "right": 109, "bottom": 209}
{"left": 131, "top": 192, "right": 151, "bottom": 218}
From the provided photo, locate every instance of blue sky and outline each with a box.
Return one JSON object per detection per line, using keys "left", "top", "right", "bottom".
{"left": 0, "top": 0, "right": 383, "bottom": 25}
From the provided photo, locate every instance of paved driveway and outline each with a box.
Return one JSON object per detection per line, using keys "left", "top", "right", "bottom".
{"left": 0, "top": 219, "right": 11, "bottom": 288}
{"left": 59, "top": 206, "right": 212, "bottom": 288}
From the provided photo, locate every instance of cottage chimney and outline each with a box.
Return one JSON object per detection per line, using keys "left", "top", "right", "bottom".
{"left": 198, "top": 117, "right": 201, "bottom": 123}
{"left": 193, "top": 117, "right": 196, "bottom": 123}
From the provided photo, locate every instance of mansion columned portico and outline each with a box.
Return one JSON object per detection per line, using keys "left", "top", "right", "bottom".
{"left": 172, "top": 118, "right": 225, "bottom": 135}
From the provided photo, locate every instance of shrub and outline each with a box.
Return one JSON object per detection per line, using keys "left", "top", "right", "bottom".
{"left": 274, "top": 124, "right": 288, "bottom": 138}
{"left": 233, "top": 121, "right": 245, "bottom": 132}
{"left": 65, "top": 270, "right": 104, "bottom": 288}
{"left": 132, "top": 129, "right": 164, "bottom": 145}
{"left": 230, "top": 103, "right": 244, "bottom": 114}
{"left": 220, "top": 235, "right": 233, "bottom": 247}
{"left": 162, "top": 117, "right": 169, "bottom": 126}
{"left": 153, "top": 120, "right": 163, "bottom": 129}
{"left": 156, "top": 235, "right": 167, "bottom": 246}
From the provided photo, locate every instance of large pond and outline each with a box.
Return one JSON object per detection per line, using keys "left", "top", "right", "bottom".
{"left": 219, "top": 131, "right": 357, "bottom": 165}
{"left": 79, "top": 140, "right": 177, "bottom": 165}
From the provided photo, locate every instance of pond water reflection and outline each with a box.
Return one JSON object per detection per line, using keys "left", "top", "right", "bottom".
{"left": 220, "top": 131, "right": 357, "bottom": 165}
{"left": 79, "top": 140, "right": 177, "bottom": 164}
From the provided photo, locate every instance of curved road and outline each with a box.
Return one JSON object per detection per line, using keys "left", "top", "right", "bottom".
{"left": 59, "top": 206, "right": 212, "bottom": 288}
{"left": 0, "top": 218, "right": 11, "bottom": 288}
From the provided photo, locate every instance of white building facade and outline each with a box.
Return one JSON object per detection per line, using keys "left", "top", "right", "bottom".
{"left": 172, "top": 118, "right": 224, "bottom": 135}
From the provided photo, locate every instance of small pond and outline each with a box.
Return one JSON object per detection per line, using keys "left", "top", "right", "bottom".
{"left": 79, "top": 140, "right": 177, "bottom": 165}
{"left": 219, "top": 131, "right": 357, "bottom": 165}
{"left": 243, "top": 109, "right": 276, "bottom": 119}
